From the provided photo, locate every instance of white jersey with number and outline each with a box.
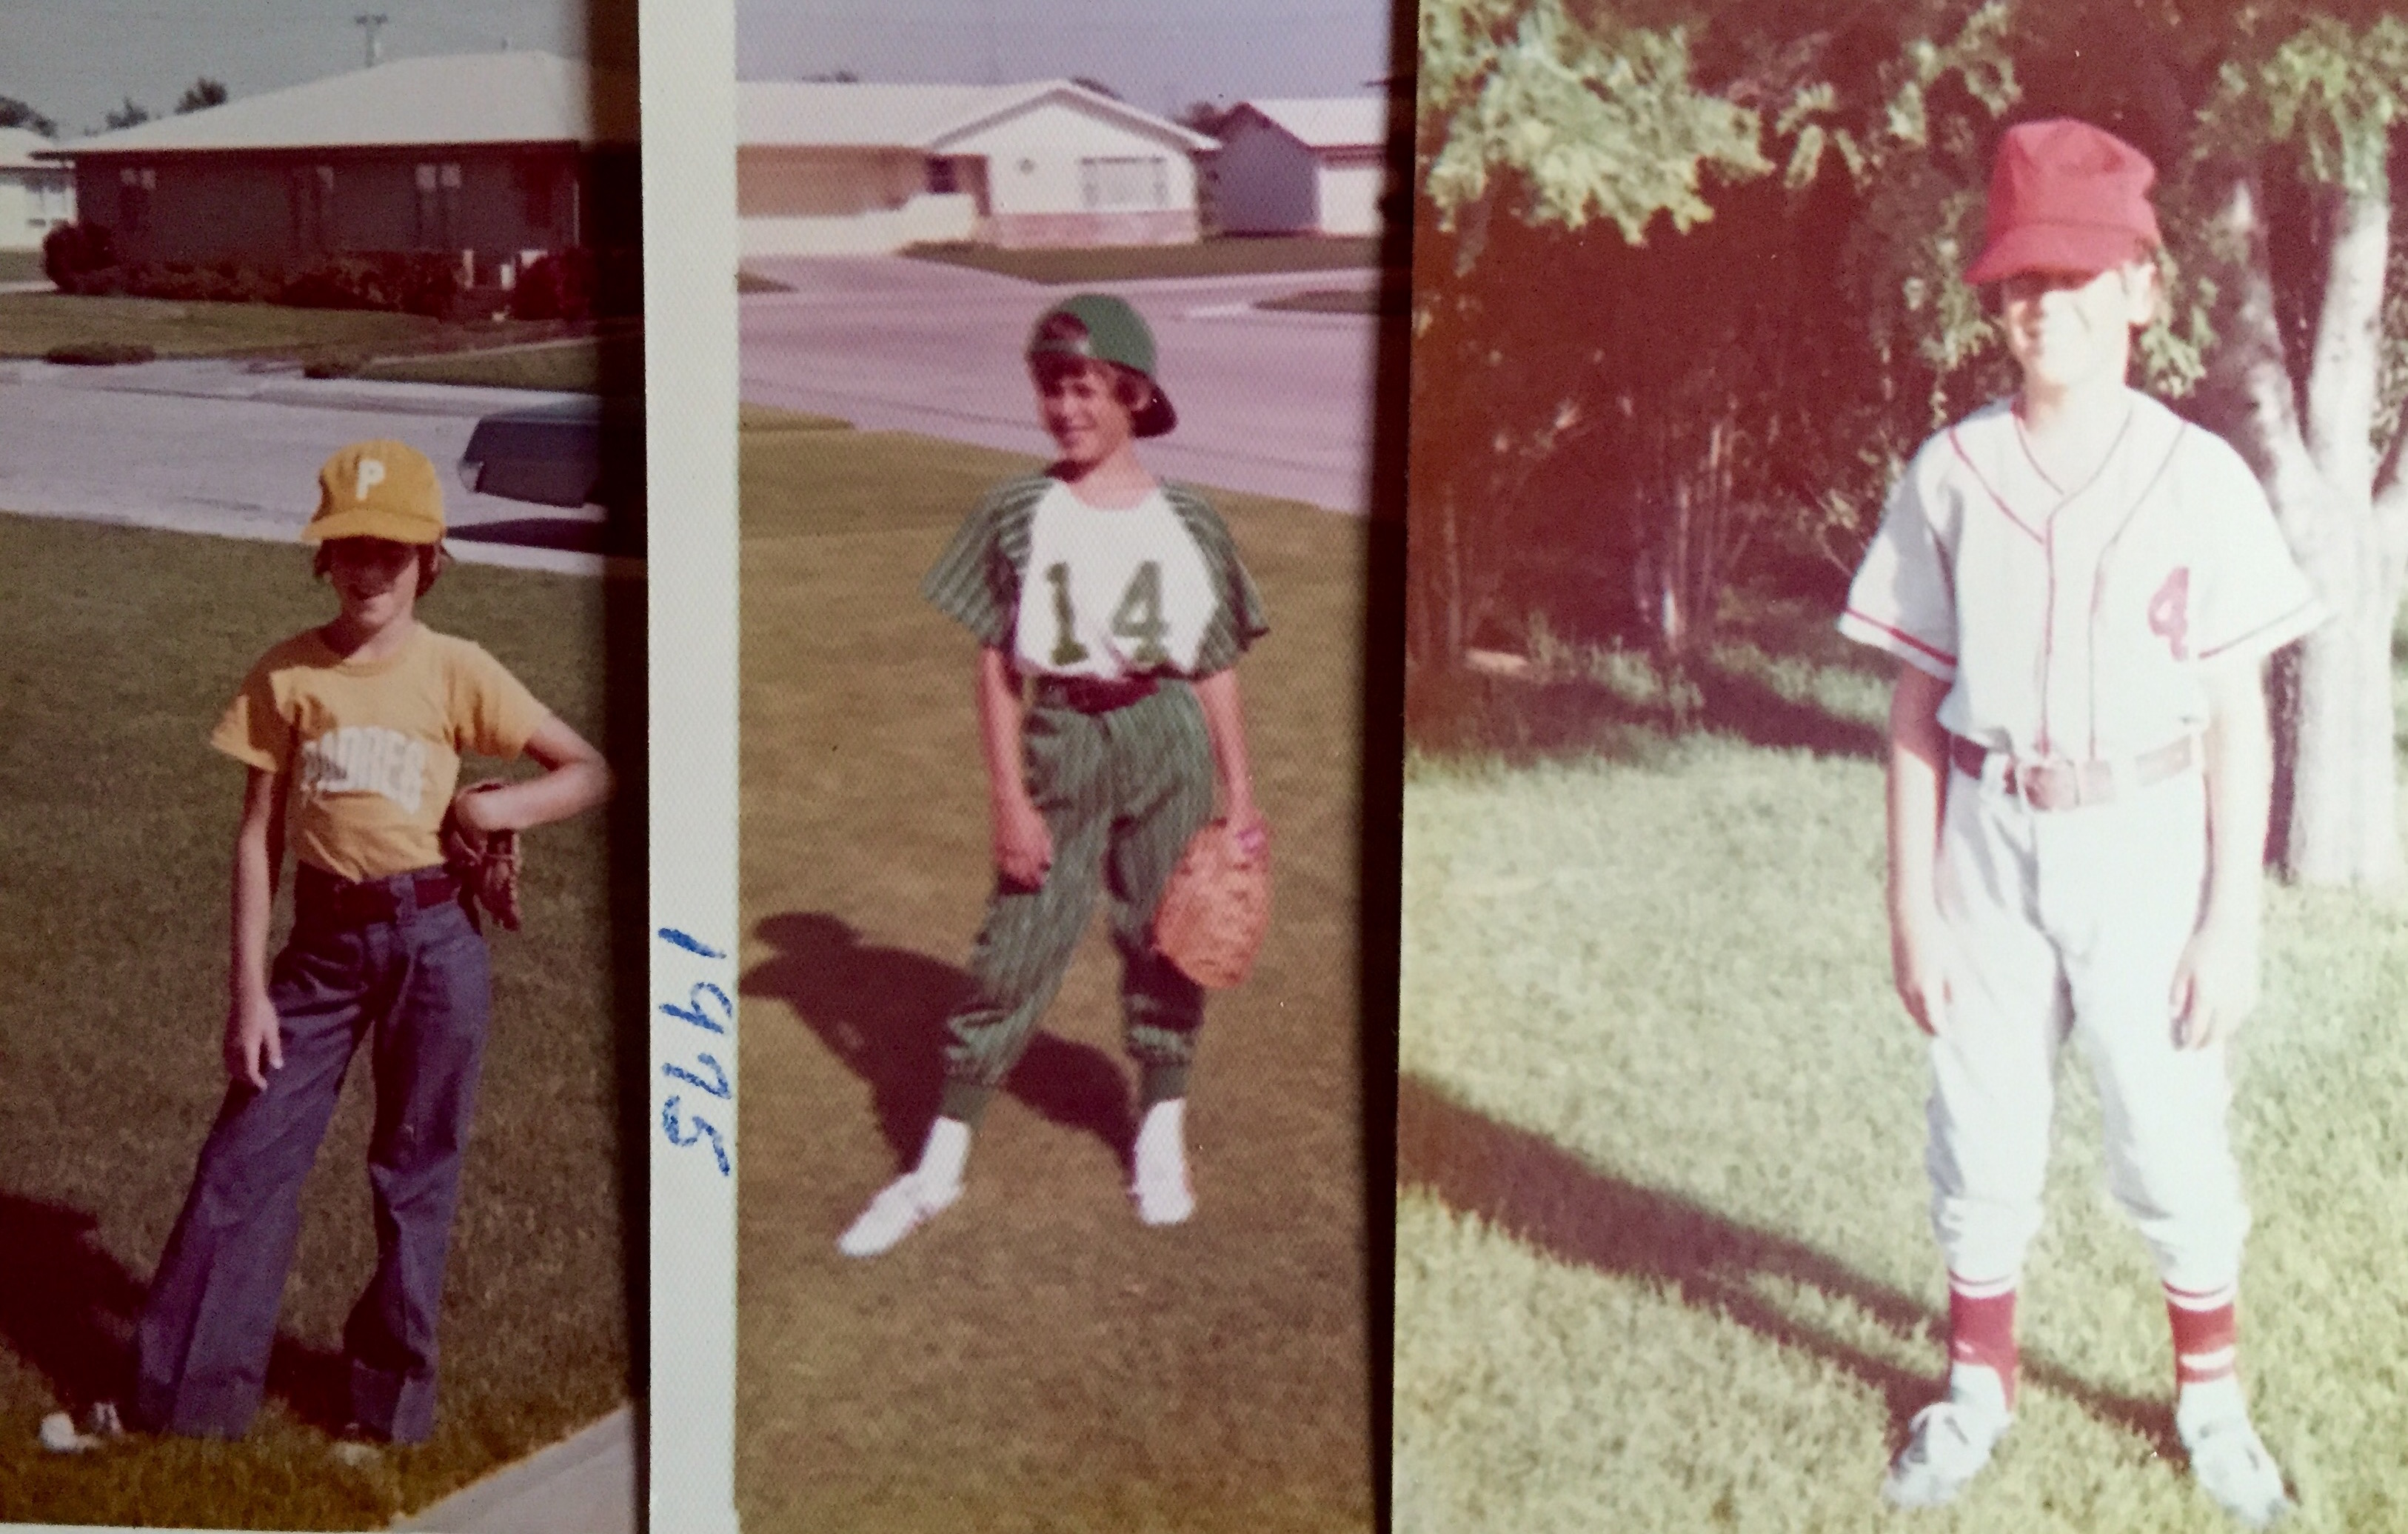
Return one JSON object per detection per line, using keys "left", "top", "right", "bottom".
{"left": 1839, "top": 390, "right": 2324, "bottom": 760}
{"left": 1013, "top": 481, "right": 1217, "bottom": 679}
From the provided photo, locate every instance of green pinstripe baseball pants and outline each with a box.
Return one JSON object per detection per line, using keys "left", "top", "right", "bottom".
{"left": 937, "top": 681, "right": 1216, "bottom": 1124}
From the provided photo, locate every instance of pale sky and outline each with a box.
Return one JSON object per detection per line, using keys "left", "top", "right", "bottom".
{"left": 0, "top": 0, "right": 632, "bottom": 140}
{"left": 738, "top": 0, "right": 1405, "bottom": 116}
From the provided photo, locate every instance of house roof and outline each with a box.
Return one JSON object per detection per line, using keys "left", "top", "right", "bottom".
{"left": 41, "top": 52, "right": 635, "bottom": 157}
{"left": 1231, "top": 97, "right": 1391, "bottom": 152}
{"left": 740, "top": 79, "right": 1216, "bottom": 154}
{"left": 0, "top": 127, "right": 58, "bottom": 170}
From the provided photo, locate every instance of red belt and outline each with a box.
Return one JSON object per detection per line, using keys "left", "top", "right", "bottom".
{"left": 295, "top": 864, "right": 461, "bottom": 927}
{"left": 1035, "top": 675, "right": 1160, "bottom": 714}
{"left": 1947, "top": 735, "right": 2196, "bottom": 812}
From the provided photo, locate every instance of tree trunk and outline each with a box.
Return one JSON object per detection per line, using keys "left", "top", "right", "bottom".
{"left": 2205, "top": 167, "right": 2403, "bottom": 887}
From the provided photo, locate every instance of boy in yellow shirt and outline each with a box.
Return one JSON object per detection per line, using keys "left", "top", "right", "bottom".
{"left": 127, "top": 440, "right": 612, "bottom": 1444}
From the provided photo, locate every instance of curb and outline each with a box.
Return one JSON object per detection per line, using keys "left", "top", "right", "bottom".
{"left": 392, "top": 1405, "right": 636, "bottom": 1533}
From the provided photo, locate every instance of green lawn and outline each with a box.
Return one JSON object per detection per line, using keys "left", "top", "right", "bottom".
{"left": 0, "top": 293, "right": 629, "bottom": 378}
{"left": 348, "top": 330, "right": 644, "bottom": 396}
{"left": 738, "top": 424, "right": 1375, "bottom": 1532}
{"left": 1396, "top": 623, "right": 2408, "bottom": 1533}
{"left": 906, "top": 234, "right": 1386, "bottom": 284}
{"left": 0, "top": 514, "right": 635, "bottom": 1529}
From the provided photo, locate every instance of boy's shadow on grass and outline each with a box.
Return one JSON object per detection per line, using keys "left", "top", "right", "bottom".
{"left": 0, "top": 1192, "right": 350, "bottom": 1432}
{"left": 742, "top": 912, "right": 1140, "bottom": 1170}
{"left": 1396, "top": 1076, "right": 2183, "bottom": 1461}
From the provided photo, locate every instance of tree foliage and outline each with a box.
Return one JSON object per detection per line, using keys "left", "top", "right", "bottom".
{"left": 0, "top": 96, "right": 58, "bottom": 139}
{"left": 103, "top": 97, "right": 151, "bottom": 131}
{"left": 174, "top": 77, "right": 229, "bottom": 114}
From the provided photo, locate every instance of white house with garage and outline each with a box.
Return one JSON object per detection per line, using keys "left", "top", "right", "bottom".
{"left": 738, "top": 79, "right": 1217, "bottom": 256}
{"left": 1207, "top": 97, "right": 1394, "bottom": 237}
{"left": 0, "top": 127, "right": 75, "bottom": 251}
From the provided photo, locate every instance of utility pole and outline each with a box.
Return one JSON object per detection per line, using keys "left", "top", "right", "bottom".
{"left": 355, "top": 13, "right": 389, "bottom": 68}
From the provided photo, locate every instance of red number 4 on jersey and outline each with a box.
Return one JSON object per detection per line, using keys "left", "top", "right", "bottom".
{"left": 2149, "top": 567, "right": 2192, "bottom": 660}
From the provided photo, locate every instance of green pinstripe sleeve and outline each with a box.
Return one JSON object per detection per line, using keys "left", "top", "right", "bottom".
{"left": 1165, "top": 484, "right": 1270, "bottom": 675}
{"left": 922, "top": 475, "right": 1050, "bottom": 648}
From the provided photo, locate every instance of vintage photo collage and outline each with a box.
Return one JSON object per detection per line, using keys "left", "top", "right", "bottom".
{"left": 4, "top": 0, "right": 2402, "bottom": 1530}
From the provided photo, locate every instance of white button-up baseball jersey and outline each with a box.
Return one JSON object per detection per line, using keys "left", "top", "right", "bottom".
{"left": 1839, "top": 391, "right": 2324, "bottom": 759}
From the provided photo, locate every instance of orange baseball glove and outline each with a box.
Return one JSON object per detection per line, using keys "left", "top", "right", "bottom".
{"left": 1151, "top": 818, "right": 1272, "bottom": 989}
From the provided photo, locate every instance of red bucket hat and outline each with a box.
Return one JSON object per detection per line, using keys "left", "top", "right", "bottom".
{"left": 1965, "top": 119, "right": 2161, "bottom": 285}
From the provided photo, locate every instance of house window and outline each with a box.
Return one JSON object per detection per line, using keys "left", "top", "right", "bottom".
{"left": 518, "top": 160, "right": 560, "bottom": 232}
{"left": 926, "top": 157, "right": 958, "bottom": 195}
{"left": 415, "top": 161, "right": 462, "bottom": 250}
{"left": 118, "top": 165, "right": 155, "bottom": 239}
{"left": 290, "top": 164, "right": 335, "bottom": 253}
{"left": 1079, "top": 156, "right": 1166, "bottom": 211}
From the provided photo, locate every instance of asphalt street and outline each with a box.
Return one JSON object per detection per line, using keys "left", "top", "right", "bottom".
{"left": 740, "top": 256, "right": 1391, "bottom": 514}
{"left": 0, "top": 359, "right": 625, "bottom": 576}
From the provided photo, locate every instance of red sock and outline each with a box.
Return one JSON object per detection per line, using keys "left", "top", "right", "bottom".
{"left": 2165, "top": 1281, "right": 2240, "bottom": 1387}
{"left": 1948, "top": 1273, "right": 2019, "bottom": 1407}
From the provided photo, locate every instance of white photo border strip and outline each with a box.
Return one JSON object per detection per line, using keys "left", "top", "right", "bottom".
{"left": 643, "top": 0, "right": 742, "bottom": 1525}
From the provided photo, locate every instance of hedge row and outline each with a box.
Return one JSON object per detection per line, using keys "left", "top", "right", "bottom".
{"left": 38, "top": 224, "right": 641, "bottom": 321}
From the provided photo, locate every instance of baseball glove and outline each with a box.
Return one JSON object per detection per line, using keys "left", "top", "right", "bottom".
{"left": 1151, "top": 819, "right": 1271, "bottom": 990}
{"left": 441, "top": 781, "right": 524, "bottom": 933}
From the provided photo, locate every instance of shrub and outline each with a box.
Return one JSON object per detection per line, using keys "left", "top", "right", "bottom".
{"left": 510, "top": 246, "right": 641, "bottom": 322}
{"left": 40, "top": 222, "right": 116, "bottom": 288}
{"left": 279, "top": 252, "right": 459, "bottom": 317}
{"left": 45, "top": 341, "right": 156, "bottom": 366}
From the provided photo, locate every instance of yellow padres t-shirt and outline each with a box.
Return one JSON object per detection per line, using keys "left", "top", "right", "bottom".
{"left": 211, "top": 626, "right": 549, "bottom": 882}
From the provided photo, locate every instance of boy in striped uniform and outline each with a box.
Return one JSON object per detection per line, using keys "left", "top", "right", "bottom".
{"left": 839, "top": 294, "right": 1271, "bottom": 1258}
{"left": 1843, "top": 121, "right": 2319, "bottom": 1525}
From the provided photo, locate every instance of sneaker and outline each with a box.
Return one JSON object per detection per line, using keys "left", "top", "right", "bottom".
{"left": 37, "top": 1401, "right": 125, "bottom": 1455}
{"left": 1130, "top": 1101, "right": 1194, "bottom": 1227}
{"left": 836, "top": 1173, "right": 960, "bottom": 1258}
{"left": 1881, "top": 1397, "right": 2010, "bottom": 1509}
{"left": 2181, "top": 1411, "right": 2294, "bottom": 1528}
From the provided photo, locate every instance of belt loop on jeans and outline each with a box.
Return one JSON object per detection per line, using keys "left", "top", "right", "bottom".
{"left": 1946, "top": 734, "right": 2198, "bottom": 812}
{"left": 294, "top": 863, "right": 461, "bottom": 928}
{"left": 1032, "top": 674, "right": 1161, "bottom": 715}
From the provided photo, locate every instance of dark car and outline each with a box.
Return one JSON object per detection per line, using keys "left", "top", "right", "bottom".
{"left": 454, "top": 396, "right": 644, "bottom": 556}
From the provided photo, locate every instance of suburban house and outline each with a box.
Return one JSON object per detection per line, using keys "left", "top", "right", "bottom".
{"left": 1206, "top": 98, "right": 1395, "bottom": 237}
{"left": 38, "top": 51, "right": 638, "bottom": 279}
{"left": 738, "top": 79, "right": 1217, "bottom": 256}
{"left": 0, "top": 127, "right": 74, "bottom": 251}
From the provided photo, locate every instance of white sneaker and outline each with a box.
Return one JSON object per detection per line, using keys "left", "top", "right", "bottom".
{"left": 2180, "top": 1410, "right": 2294, "bottom": 1528}
{"left": 1131, "top": 1100, "right": 1195, "bottom": 1227}
{"left": 836, "top": 1173, "right": 960, "bottom": 1258}
{"left": 1881, "top": 1395, "right": 2010, "bottom": 1509}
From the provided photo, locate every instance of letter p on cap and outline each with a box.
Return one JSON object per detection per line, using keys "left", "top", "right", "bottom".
{"left": 355, "top": 456, "right": 387, "bottom": 502}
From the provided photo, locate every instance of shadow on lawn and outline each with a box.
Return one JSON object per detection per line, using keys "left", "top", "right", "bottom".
{"left": 1395, "top": 1076, "right": 2182, "bottom": 1459}
{"left": 742, "top": 913, "right": 1140, "bottom": 1170}
{"left": 1406, "top": 657, "right": 1885, "bottom": 766}
{"left": 0, "top": 1191, "right": 347, "bottom": 1431}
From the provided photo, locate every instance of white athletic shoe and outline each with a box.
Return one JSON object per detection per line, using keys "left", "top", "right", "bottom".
{"left": 1881, "top": 1392, "right": 2010, "bottom": 1510}
{"left": 2180, "top": 1408, "right": 2294, "bottom": 1528}
{"left": 1131, "top": 1100, "right": 1195, "bottom": 1227}
{"left": 835, "top": 1172, "right": 960, "bottom": 1258}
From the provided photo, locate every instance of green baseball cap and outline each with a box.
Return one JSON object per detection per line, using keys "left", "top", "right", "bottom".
{"left": 1026, "top": 293, "right": 1177, "bottom": 437}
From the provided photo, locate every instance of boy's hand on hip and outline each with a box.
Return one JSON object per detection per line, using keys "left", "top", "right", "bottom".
{"left": 224, "top": 993, "right": 283, "bottom": 1090}
{"left": 1890, "top": 904, "right": 1952, "bottom": 1038}
{"left": 994, "top": 794, "right": 1053, "bottom": 889}
{"left": 2172, "top": 916, "right": 2259, "bottom": 1050}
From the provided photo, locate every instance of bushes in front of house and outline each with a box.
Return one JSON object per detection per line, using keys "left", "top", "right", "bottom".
{"left": 34, "top": 228, "right": 643, "bottom": 324}
{"left": 53, "top": 247, "right": 464, "bottom": 316}
{"left": 508, "top": 246, "right": 641, "bottom": 322}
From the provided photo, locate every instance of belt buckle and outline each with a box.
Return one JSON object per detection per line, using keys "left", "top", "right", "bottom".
{"left": 2014, "top": 760, "right": 2070, "bottom": 812}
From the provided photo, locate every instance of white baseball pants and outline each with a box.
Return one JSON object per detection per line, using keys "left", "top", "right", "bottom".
{"left": 1924, "top": 757, "right": 2248, "bottom": 1295}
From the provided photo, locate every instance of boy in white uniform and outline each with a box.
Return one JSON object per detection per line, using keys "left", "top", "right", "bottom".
{"left": 1841, "top": 120, "right": 2322, "bottom": 1527}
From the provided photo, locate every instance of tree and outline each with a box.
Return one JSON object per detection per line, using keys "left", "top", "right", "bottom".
{"left": 1178, "top": 99, "right": 1237, "bottom": 139}
{"left": 174, "top": 77, "right": 229, "bottom": 113}
{"left": 0, "top": 96, "right": 58, "bottom": 138}
{"left": 104, "top": 97, "right": 151, "bottom": 131}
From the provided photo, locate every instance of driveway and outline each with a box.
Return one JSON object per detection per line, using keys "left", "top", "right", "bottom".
{"left": 740, "top": 256, "right": 1391, "bottom": 514}
{"left": 0, "top": 359, "right": 629, "bottom": 576}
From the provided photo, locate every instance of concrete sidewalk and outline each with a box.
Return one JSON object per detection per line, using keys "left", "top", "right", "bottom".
{"left": 393, "top": 1406, "right": 636, "bottom": 1533}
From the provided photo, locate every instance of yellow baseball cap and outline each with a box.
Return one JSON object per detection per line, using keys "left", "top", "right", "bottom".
{"left": 304, "top": 440, "right": 445, "bottom": 544}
